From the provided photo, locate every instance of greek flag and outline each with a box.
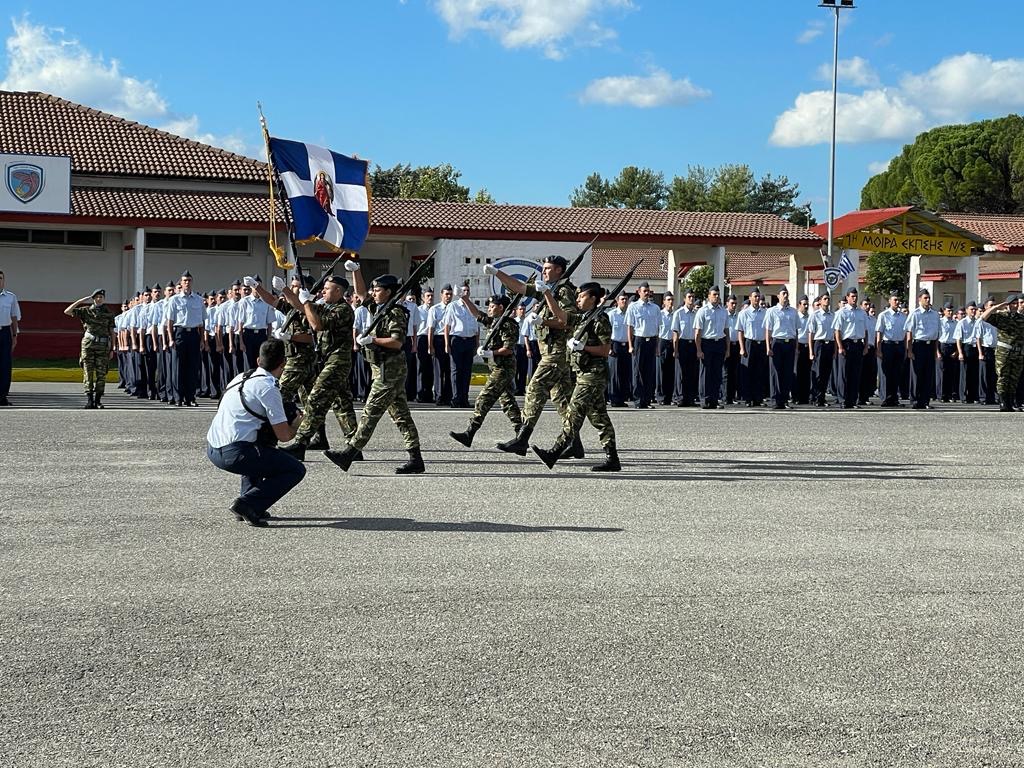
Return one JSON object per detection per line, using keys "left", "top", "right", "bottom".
{"left": 837, "top": 250, "right": 857, "bottom": 280}
{"left": 268, "top": 137, "right": 370, "bottom": 251}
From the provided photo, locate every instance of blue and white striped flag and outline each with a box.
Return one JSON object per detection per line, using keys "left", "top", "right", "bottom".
{"left": 837, "top": 250, "right": 857, "bottom": 280}
{"left": 268, "top": 137, "right": 370, "bottom": 251}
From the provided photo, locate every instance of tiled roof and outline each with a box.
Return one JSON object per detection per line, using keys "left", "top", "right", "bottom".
{"left": 980, "top": 258, "right": 1023, "bottom": 275}
{"left": 592, "top": 247, "right": 667, "bottom": 279}
{"left": 371, "top": 199, "right": 822, "bottom": 245}
{"left": 812, "top": 206, "right": 989, "bottom": 245}
{"left": 0, "top": 90, "right": 265, "bottom": 182}
{"left": 725, "top": 250, "right": 790, "bottom": 281}
{"left": 68, "top": 187, "right": 269, "bottom": 224}
{"left": 944, "top": 214, "right": 1024, "bottom": 253}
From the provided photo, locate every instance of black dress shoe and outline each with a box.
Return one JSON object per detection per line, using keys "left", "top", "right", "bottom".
{"left": 0, "top": 397, "right": 11, "bottom": 406}
{"left": 230, "top": 499, "right": 268, "bottom": 527}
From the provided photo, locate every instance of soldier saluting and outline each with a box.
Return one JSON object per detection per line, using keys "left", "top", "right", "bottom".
{"left": 978, "top": 294, "right": 1024, "bottom": 412}
{"left": 65, "top": 289, "right": 115, "bottom": 409}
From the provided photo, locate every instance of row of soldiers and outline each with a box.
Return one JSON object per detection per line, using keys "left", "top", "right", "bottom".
{"left": 605, "top": 285, "right": 1024, "bottom": 412}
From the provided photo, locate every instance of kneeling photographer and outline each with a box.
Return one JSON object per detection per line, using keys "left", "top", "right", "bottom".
{"left": 206, "top": 339, "right": 305, "bottom": 527}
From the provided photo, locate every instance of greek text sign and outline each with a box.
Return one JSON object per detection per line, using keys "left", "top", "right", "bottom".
{"left": 841, "top": 230, "right": 973, "bottom": 257}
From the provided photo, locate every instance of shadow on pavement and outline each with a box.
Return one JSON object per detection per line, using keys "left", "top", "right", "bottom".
{"left": 268, "top": 516, "right": 624, "bottom": 533}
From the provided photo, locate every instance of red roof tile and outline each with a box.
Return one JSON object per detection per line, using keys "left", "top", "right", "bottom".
{"left": 944, "top": 213, "right": 1024, "bottom": 253}
{"left": 592, "top": 248, "right": 667, "bottom": 279}
{"left": 725, "top": 250, "right": 790, "bottom": 281}
{"left": 0, "top": 90, "right": 265, "bottom": 182}
{"left": 810, "top": 207, "right": 913, "bottom": 239}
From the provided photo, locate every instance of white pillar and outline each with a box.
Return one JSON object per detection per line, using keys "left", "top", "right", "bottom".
{"left": 788, "top": 255, "right": 799, "bottom": 296}
{"left": 666, "top": 249, "right": 677, "bottom": 296}
{"left": 133, "top": 227, "right": 145, "bottom": 295}
{"left": 908, "top": 255, "right": 921, "bottom": 302}
{"left": 960, "top": 254, "right": 980, "bottom": 305}
{"left": 710, "top": 246, "right": 726, "bottom": 292}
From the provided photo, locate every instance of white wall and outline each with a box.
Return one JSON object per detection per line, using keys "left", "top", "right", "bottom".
{"left": 0, "top": 232, "right": 123, "bottom": 302}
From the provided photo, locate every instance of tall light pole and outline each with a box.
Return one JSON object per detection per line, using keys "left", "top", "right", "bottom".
{"left": 819, "top": 0, "right": 855, "bottom": 267}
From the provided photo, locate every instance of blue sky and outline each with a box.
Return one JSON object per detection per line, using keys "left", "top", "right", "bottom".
{"left": 4, "top": 1, "right": 1024, "bottom": 221}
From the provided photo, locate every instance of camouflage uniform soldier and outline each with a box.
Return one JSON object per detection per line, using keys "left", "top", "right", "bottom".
{"left": 449, "top": 292, "right": 523, "bottom": 447}
{"left": 274, "top": 276, "right": 318, "bottom": 405}
{"left": 259, "top": 269, "right": 359, "bottom": 461}
{"left": 486, "top": 255, "right": 582, "bottom": 458}
{"left": 532, "top": 282, "right": 620, "bottom": 472}
{"left": 325, "top": 273, "right": 424, "bottom": 474}
{"left": 64, "top": 289, "right": 116, "bottom": 409}
{"left": 980, "top": 294, "right": 1024, "bottom": 411}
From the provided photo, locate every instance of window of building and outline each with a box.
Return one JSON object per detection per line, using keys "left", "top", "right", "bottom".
{"left": 0, "top": 228, "right": 103, "bottom": 247}
{"left": 145, "top": 232, "right": 249, "bottom": 253}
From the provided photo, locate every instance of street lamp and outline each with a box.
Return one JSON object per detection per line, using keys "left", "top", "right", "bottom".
{"left": 819, "top": 0, "right": 855, "bottom": 267}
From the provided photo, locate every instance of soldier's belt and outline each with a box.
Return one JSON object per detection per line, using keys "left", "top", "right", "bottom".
{"left": 997, "top": 341, "right": 1023, "bottom": 352}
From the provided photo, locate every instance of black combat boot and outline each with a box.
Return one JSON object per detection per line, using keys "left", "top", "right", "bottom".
{"left": 532, "top": 438, "right": 568, "bottom": 470}
{"left": 324, "top": 445, "right": 360, "bottom": 472}
{"left": 94, "top": 393, "right": 104, "bottom": 409}
{"left": 560, "top": 432, "right": 585, "bottom": 459}
{"left": 449, "top": 422, "right": 480, "bottom": 447}
{"left": 395, "top": 447, "right": 425, "bottom": 474}
{"left": 591, "top": 446, "right": 621, "bottom": 472}
{"left": 496, "top": 424, "right": 533, "bottom": 456}
{"left": 280, "top": 442, "right": 307, "bottom": 461}
{"left": 307, "top": 424, "right": 329, "bottom": 450}
{"left": 84, "top": 393, "right": 95, "bottom": 409}
{"left": 1000, "top": 395, "right": 1015, "bottom": 412}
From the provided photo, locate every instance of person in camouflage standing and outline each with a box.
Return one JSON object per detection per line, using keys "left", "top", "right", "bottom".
{"left": 260, "top": 263, "right": 360, "bottom": 462}
{"left": 64, "top": 289, "right": 116, "bottom": 409}
{"left": 485, "top": 255, "right": 582, "bottom": 458}
{"left": 531, "top": 282, "right": 620, "bottom": 472}
{"left": 448, "top": 292, "right": 523, "bottom": 447}
{"left": 979, "top": 294, "right": 1024, "bottom": 412}
{"left": 325, "top": 273, "right": 425, "bottom": 474}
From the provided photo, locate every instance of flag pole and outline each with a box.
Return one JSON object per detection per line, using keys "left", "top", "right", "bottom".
{"left": 258, "top": 103, "right": 297, "bottom": 271}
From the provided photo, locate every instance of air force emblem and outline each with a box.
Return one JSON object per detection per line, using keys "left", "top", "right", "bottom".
{"left": 6, "top": 163, "right": 44, "bottom": 204}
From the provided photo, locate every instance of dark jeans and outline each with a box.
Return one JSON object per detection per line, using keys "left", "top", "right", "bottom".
{"left": 449, "top": 335, "right": 476, "bottom": 407}
{"left": 0, "top": 326, "right": 11, "bottom": 398}
{"left": 207, "top": 441, "right": 306, "bottom": 514}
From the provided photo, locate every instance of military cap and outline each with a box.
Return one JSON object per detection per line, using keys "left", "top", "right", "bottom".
{"left": 918, "top": 288, "right": 930, "bottom": 297}
{"left": 709, "top": 285, "right": 721, "bottom": 294}
{"left": 544, "top": 255, "right": 569, "bottom": 270}
{"left": 663, "top": 291, "right": 674, "bottom": 299}
{"left": 684, "top": 289, "right": 695, "bottom": 297}
{"left": 325, "top": 274, "right": 349, "bottom": 290}
{"left": 778, "top": 286, "right": 789, "bottom": 294}
{"left": 799, "top": 294, "right": 809, "bottom": 302}
{"left": 231, "top": 279, "right": 242, "bottom": 287}
{"left": 889, "top": 289, "right": 901, "bottom": 298}
{"left": 966, "top": 300, "right": 977, "bottom": 308}
{"left": 442, "top": 284, "right": 453, "bottom": 292}
{"left": 617, "top": 290, "right": 629, "bottom": 298}
{"left": 1008, "top": 293, "right": 1021, "bottom": 303}
{"left": 252, "top": 273, "right": 262, "bottom": 284}
{"left": 846, "top": 286, "right": 859, "bottom": 296}
{"left": 181, "top": 269, "right": 192, "bottom": 278}
{"left": 638, "top": 281, "right": 650, "bottom": 289}
{"left": 749, "top": 288, "right": 761, "bottom": 296}
{"left": 153, "top": 283, "right": 162, "bottom": 290}
{"left": 578, "top": 281, "right": 607, "bottom": 300}
{"left": 217, "top": 290, "right": 227, "bottom": 297}
{"left": 942, "top": 301, "right": 953, "bottom": 309}
{"left": 727, "top": 294, "right": 738, "bottom": 301}
{"left": 371, "top": 274, "right": 401, "bottom": 291}
{"left": 489, "top": 293, "right": 511, "bottom": 309}
{"left": 91, "top": 288, "right": 106, "bottom": 298}
{"left": 143, "top": 285, "right": 150, "bottom": 292}
{"left": 168, "top": 278, "right": 177, "bottom": 287}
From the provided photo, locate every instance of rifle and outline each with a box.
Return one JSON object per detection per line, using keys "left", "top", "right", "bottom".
{"left": 572, "top": 258, "right": 644, "bottom": 342}
{"left": 554, "top": 234, "right": 599, "bottom": 289}
{"left": 480, "top": 273, "right": 537, "bottom": 351}
{"left": 361, "top": 250, "right": 437, "bottom": 338}
{"left": 280, "top": 251, "right": 346, "bottom": 333}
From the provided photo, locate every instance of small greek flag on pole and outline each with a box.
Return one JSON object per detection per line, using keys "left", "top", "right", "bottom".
{"left": 837, "top": 250, "right": 857, "bottom": 280}
{"left": 268, "top": 137, "right": 371, "bottom": 252}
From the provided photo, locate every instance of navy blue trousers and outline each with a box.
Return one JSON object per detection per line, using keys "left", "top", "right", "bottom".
{"left": 207, "top": 441, "right": 306, "bottom": 514}
{"left": 449, "top": 335, "right": 476, "bottom": 407}
{"left": 631, "top": 336, "right": 657, "bottom": 407}
{"left": 0, "top": 326, "right": 11, "bottom": 399}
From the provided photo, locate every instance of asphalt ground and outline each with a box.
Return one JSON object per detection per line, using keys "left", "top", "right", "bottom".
{"left": 1, "top": 383, "right": 1022, "bottom": 767}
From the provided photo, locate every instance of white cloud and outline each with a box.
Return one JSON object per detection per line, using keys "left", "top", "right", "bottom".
{"left": 797, "top": 20, "right": 824, "bottom": 44}
{"left": 433, "top": 0, "right": 633, "bottom": 59}
{"left": 1, "top": 18, "right": 255, "bottom": 157}
{"left": 770, "top": 89, "right": 927, "bottom": 147}
{"left": 580, "top": 67, "right": 709, "bottom": 108}
{"left": 815, "top": 56, "right": 879, "bottom": 87}
{"left": 772, "top": 51, "right": 1024, "bottom": 147}
{"left": 867, "top": 159, "right": 892, "bottom": 175}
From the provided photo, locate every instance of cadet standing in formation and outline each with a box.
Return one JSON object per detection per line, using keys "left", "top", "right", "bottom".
{"left": 531, "top": 282, "right": 620, "bottom": 472}
{"left": 448, "top": 292, "right": 523, "bottom": 447}
{"left": 905, "top": 288, "right": 940, "bottom": 409}
{"left": 487, "top": 255, "right": 582, "bottom": 458}
{"left": 625, "top": 281, "right": 660, "bottom": 409}
{"left": 167, "top": 270, "right": 208, "bottom": 407}
{"left": 956, "top": 301, "right": 981, "bottom": 404}
{"left": 875, "top": 291, "right": 906, "bottom": 407}
{"left": 808, "top": 292, "right": 836, "bottom": 407}
{"left": 693, "top": 285, "right": 728, "bottom": 410}
{"left": 737, "top": 288, "right": 768, "bottom": 407}
{"left": 65, "top": 289, "right": 115, "bottom": 409}
{"left": 672, "top": 290, "right": 699, "bottom": 407}
{"left": 765, "top": 287, "right": 799, "bottom": 410}
{"left": 606, "top": 291, "right": 631, "bottom": 407}
{"left": 833, "top": 287, "right": 869, "bottom": 409}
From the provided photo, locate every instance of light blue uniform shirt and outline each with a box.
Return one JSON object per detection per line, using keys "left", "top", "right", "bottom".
{"left": 875, "top": 308, "right": 906, "bottom": 342}
{"left": 519, "top": 315, "right": 536, "bottom": 343}
{"left": 808, "top": 308, "right": 835, "bottom": 342}
{"left": 0, "top": 289, "right": 21, "bottom": 326}
{"left": 427, "top": 302, "right": 450, "bottom": 335}
{"left": 354, "top": 304, "right": 371, "bottom": 333}
{"left": 671, "top": 306, "right": 698, "bottom": 341}
{"left": 765, "top": 304, "right": 799, "bottom": 340}
{"left": 658, "top": 309, "right": 674, "bottom": 340}
{"left": 737, "top": 305, "right": 767, "bottom": 341}
{"left": 727, "top": 312, "right": 740, "bottom": 342}
{"left": 625, "top": 299, "right": 661, "bottom": 337}
{"left": 796, "top": 312, "right": 810, "bottom": 345}
{"left": 168, "top": 291, "right": 207, "bottom": 328}
{"left": 978, "top": 320, "right": 997, "bottom": 348}
{"left": 938, "top": 316, "right": 958, "bottom": 344}
{"left": 443, "top": 300, "right": 479, "bottom": 337}
{"left": 954, "top": 316, "right": 978, "bottom": 345}
{"left": 607, "top": 308, "right": 628, "bottom": 342}
{"left": 834, "top": 304, "right": 869, "bottom": 342}
{"left": 240, "top": 296, "right": 274, "bottom": 329}
{"left": 694, "top": 303, "right": 728, "bottom": 340}
{"left": 415, "top": 304, "right": 431, "bottom": 336}
{"left": 905, "top": 306, "right": 940, "bottom": 341}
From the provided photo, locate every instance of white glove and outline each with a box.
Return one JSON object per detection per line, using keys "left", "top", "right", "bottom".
{"left": 273, "top": 328, "right": 292, "bottom": 341}
{"left": 271, "top": 275, "right": 285, "bottom": 291}
{"left": 483, "top": 264, "right": 498, "bottom": 276}
{"left": 242, "top": 275, "right": 257, "bottom": 287}
{"left": 525, "top": 312, "right": 540, "bottom": 326}
{"left": 534, "top": 280, "right": 551, "bottom": 293}
{"left": 344, "top": 259, "right": 360, "bottom": 272}
{"left": 357, "top": 333, "right": 375, "bottom": 347}
{"left": 298, "top": 289, "right": 313, "bottom": 304}
{"left": 568, "top": 338, "right": 585, "bottom": 352}
{"left": 477, "top": 346, "right": 493, "bottom": 360}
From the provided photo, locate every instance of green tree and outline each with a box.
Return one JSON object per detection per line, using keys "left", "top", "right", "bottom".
{"left": 570, "top": 167, "right": 666, "bottom": 209}
{"left": 570, "top": 172, "right": 613, "bottom": 207}
{"left": 472, "top": 188, "right": 496, "bottom": 204}
{"left": 666, "top": 165, "right": 713, "bottom": 211}
{"left": 370, "top": 163, "right": 471, "bottom": 202}
{"left": 707, "top": 164, "right": 755, "bottom": 212}
{"left": 682, "top": 265, "right": 714, "bottom": 300}
{"left": 860, "top": 115, "right": 1024, "bottom": 212}
{"left": 863, "top": 252, "right": 910, "bottom": 300}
